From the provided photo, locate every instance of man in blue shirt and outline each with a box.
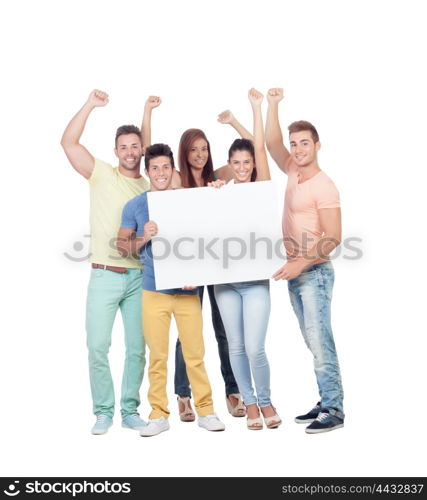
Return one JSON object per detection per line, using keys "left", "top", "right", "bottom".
{"left": 117, "top": 143, "right": 226, "bottom": 437}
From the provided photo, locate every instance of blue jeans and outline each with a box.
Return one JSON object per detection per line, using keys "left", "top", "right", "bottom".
{"left": 86, "top": 268, "right": 145, "bottom": 418}
{"left": 213, "top": 280, "right": 271, "bottom": 407}
{"left": 174, "top": 285, "right": 239, "bottom": 397}
{"left": 288, "top": 261, "right": 344, "bottom": 413}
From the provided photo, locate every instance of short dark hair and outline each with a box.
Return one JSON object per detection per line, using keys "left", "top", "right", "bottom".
{"left": 115, "top": 125, "right": 142, "bottom": 147}
{"left": 144, "top": 143, "right": 175, "bottom": 170}
{"left": 228, "top": 138, "right": 257, "bottom": 182}
{"left": 288, "top": 121, "right": 319, "bottom": 143}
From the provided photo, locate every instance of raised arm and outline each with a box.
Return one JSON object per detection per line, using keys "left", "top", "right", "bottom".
{"left": 265, "top": 88, "right": 291, "bottom": 174}
{"left": 215, "top": 109, "right": 254, "bottom": 182}
{"left": 140, "top": 96, "right": 162, "bottom": 153}
{"left": 248, "top": 88, "right": 270, "bottom": 181}
{"left": 217, "top": 110, "right": 254, "bottom": 141}
{"left": 60, "top": 90, "right": 109, "bottom": 179}
{"left": 171, "top": 169, "right": 183, "bottom": 189}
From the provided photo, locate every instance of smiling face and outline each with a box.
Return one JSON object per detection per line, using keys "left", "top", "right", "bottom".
{"left": 114, "top": 133, "right": 143, "bottom": 171}
{"left": 145, "top": 155, "right": 174, "bottom": 191}
{"left": 187, "top": 137, "right": 209, "bottom": 172}
{"left": 229, "top": 150, "right": 255, "bottom": 183}
{"left": 289, "top": 130, "right": 320, "bottom": 168}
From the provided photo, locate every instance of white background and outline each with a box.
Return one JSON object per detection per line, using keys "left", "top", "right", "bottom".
{"left": 1, "top": 0, "right": 426, "bottom": 478}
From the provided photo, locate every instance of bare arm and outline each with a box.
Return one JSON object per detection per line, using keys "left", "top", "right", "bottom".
{"left": 140, "top": 96, "right": 162, "bottom": 153}
{"left": 214, "top": 165, "right": 234, "bottom": 183}
{"left": 215, "top": 109, "right": 254, "bottom": 180}
{"left": 248, "top": 88, "right": 270, "bottom": 181}
{"left": 60, "top": 90, "right": 109, "bottom": 179}
{"left": 265, "top": 88, "right": 291, "bottom": 174}
{"left": 171, "top": 169, "right": 183, "bottom": 189}
{"left": 217, "top": 110, "right": 254, "bottom": 141}
{"left": 273, "top": 208, "right": 342, "bottom": 280}
{"left": 310, "top": 208, "right": 342, "bottom": 262}
{"left": 116, "top": 221, "right": 158, "bottom": 258}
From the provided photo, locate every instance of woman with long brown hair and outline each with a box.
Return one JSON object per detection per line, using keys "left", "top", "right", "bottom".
{"left": 174, "top": 118, "right": 254, "bottom": 421}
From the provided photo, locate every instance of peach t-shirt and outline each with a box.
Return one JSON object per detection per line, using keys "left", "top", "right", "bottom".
{"left": 283, "top": 161, "right": 340, "bottom": 257}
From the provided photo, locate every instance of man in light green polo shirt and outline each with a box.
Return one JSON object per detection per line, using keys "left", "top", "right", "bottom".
{"left": 61, "top": 89, "right": 160, "bottom": 434}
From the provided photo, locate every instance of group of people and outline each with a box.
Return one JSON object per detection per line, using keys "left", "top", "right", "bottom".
{"left": 61, "top": 87, "right": 345, "bottom": 438}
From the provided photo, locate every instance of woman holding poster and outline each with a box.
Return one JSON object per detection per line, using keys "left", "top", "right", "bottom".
{"left": 173, "top": 125, "right": 252, "bottom": 421}
{"left": 214, "top": 89, "right": 281, "bottom": 430}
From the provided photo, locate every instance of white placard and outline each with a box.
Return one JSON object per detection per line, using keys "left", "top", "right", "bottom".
{"left": 147, "top": 181, "right": 285, "bottom": 289}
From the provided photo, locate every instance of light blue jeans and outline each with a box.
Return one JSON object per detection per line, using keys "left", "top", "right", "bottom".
{"left": 214, "top": 280, "right": 271, "bottom": 407}
{"left": 86, "top": 268, "right": 145, "bottom": 418}
{"left": 288, "top": 261, "right": 344, "bottom": 413}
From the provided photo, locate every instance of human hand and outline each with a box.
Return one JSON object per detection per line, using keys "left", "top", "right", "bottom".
{"left": 272, "top": 259, "right": 305, "bottom": 280}
{"left": 217, "top": 110, "right": 235, "bottom": 125}
{"left": 143, "top": 221, "right": 158, "bottom": 241}
{"left": 248, "top": 88, "right": 263, "bottom": 107}
{"left": 267, "top": 88, "right": 284, "bottom": 104}
{"left": 87, "top": 89, "right": 109, "bottom": 107}
{"left": 145, "top": 95, "right": 162, "bottom": 110}
{"left": 207, "top": 179, "right": 226, "bottom": 188}
{"left": 182, "top": 286, "right": 198, "bottom": 290}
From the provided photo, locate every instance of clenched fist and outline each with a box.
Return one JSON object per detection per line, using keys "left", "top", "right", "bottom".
{"left": 87, "top": 89, "right": 109, "bottom": 107}
{"left": 145, "top": 95, "right": 162, "bottom": 110}
{"left": 267, "top": 88, "right": 284, "bottom": 104}
{"left": 248, "top": 88, "right": 263, "bottom": 106}
{"left": 217, "top": 110, "right": 235, "bottom": 125}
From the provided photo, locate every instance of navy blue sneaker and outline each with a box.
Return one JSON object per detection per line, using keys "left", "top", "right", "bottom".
{"left": 295, "top": 401, "right": 321, "bottom": 424}
{"left": 305, "top": 408, "right": 344, "bottom": 434}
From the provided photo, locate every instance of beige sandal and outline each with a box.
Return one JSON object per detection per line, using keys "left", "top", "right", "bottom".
{"left": 226, "top": 393, "right": 246, "bottom": 417}
{"left": 246, "top": 403, "right": 263, "bottom": 430}
{"left": 177, "top": 396, "right": 195, "bottom": 422}
{"left": 261, "top": 406, "right": 282, "bottom": 429}
{"left": 247, "top": 416, "right": 263, "bottom": 430}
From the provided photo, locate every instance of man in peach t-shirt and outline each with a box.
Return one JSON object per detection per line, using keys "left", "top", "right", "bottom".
{"left": 266, "top": 88, "right": 344, "bottom": 434}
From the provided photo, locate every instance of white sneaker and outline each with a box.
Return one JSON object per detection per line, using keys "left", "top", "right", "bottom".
{"left": 139, "top": 417, "right": 170, "bottom": 437}
{"left": 198, "top": 414, "right": 226, "bottom": 432}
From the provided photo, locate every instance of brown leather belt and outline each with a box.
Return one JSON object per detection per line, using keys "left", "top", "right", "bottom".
{"left": 92, "top": 263, "right": 128, "bottom": 274}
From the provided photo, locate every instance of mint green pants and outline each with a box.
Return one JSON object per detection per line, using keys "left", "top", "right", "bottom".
{"left": 86, "top": 268, "right": 145, "bottom": 418}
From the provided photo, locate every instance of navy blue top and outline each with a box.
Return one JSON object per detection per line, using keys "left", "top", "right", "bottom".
{"left": 121, "top": 191, "right": 198, "bottom": 295}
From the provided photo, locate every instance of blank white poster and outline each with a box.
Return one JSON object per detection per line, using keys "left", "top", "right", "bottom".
{"left": 148, "top": 180, "right": 285, "bottom": 289}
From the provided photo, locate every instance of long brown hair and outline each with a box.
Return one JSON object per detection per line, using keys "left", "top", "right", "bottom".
{"left": 178, "top": 129, "right": 215, "bottom": 188}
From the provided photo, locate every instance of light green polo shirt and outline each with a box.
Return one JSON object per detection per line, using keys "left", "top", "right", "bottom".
{"left": 88, "top": 158, "right": 150, "bottom": 268}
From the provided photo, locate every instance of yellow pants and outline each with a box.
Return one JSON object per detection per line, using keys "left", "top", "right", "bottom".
{"left": 142, "top": 290, "right": 214, "bottom": 419}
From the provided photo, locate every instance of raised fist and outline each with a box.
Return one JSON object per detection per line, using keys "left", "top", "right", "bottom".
{"left": 248, "top": 88, "right": 263, "bottom": 106}
{"left": 267, "top": 88, "right": 284, "bottom": 103}
{"left": 217, "top": 110, "right": 235, "bottom": 124}
{"left": 145, "top": 96, "right": 162, "bottom": 110}
{"left": 87, "top": 89, "right": 109, "bottom": 107}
